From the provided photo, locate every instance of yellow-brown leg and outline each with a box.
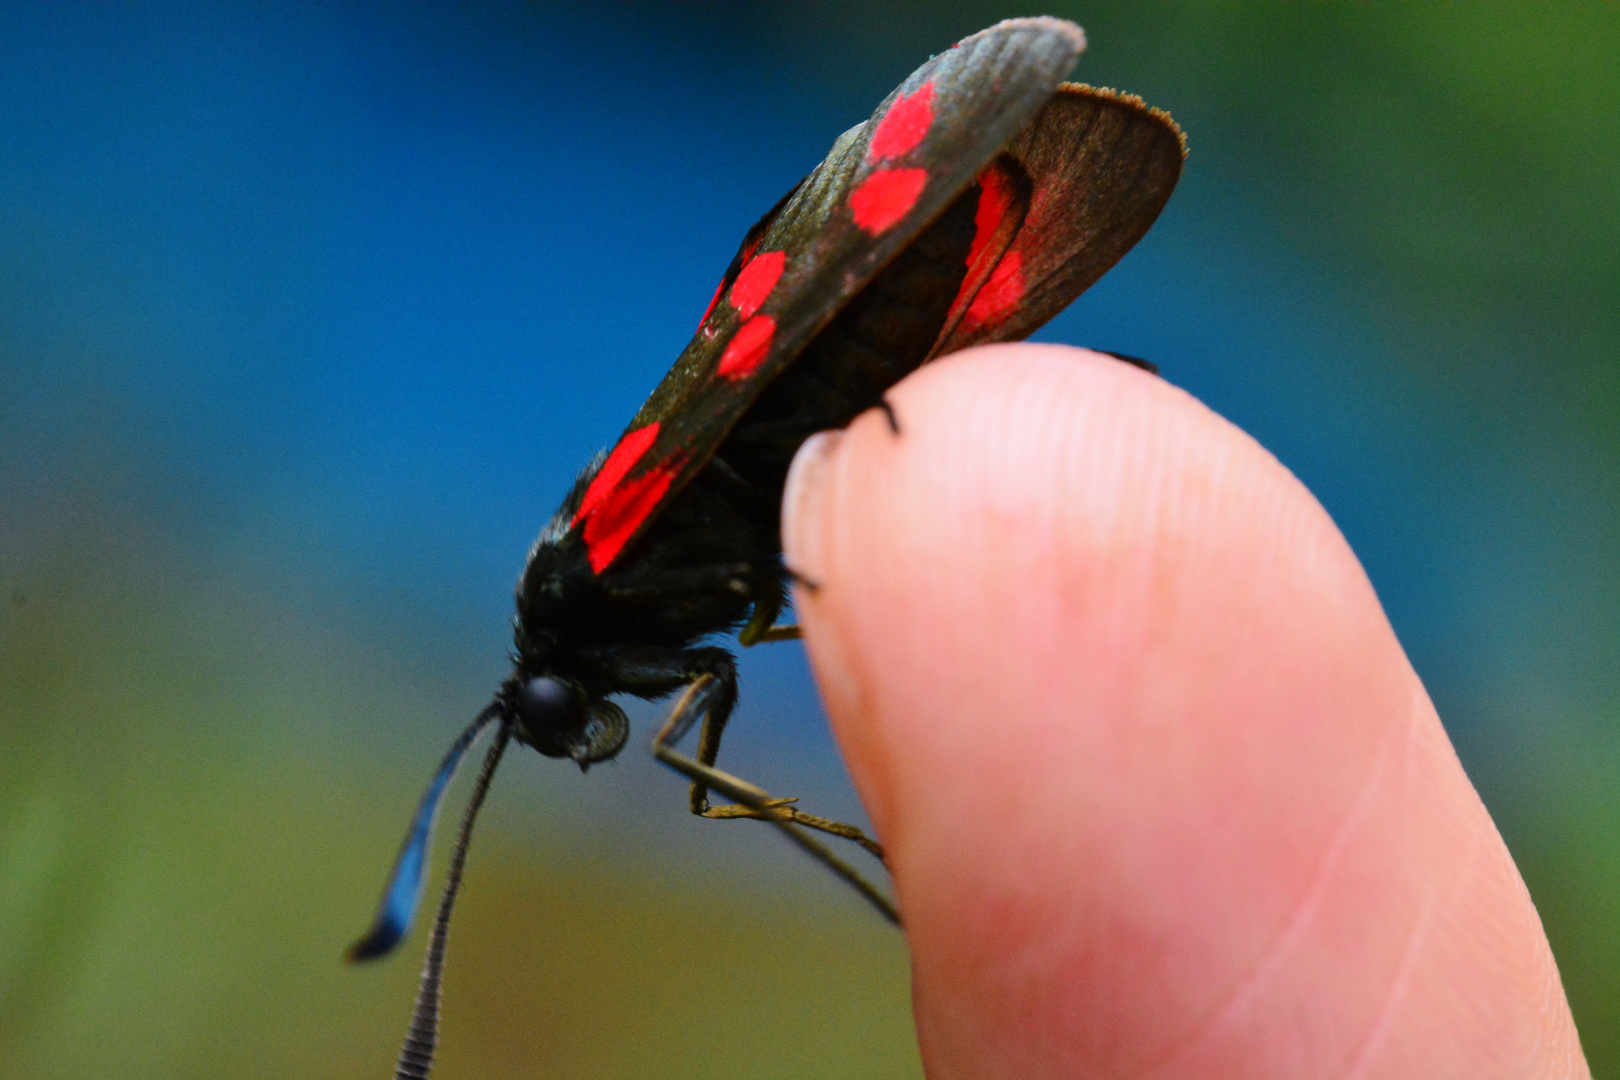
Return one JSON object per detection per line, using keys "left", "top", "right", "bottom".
{"left": 653, "top": 675, "right": 897, "bottom": 924}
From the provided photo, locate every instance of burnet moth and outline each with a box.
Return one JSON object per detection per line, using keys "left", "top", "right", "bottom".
{"left": 348, "top": 17, "right": 1183, "bottom": 1078}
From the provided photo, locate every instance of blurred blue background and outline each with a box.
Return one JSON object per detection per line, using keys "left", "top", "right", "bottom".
{"left": 1, "top": 3, "right": 1615, "bottom": 1076}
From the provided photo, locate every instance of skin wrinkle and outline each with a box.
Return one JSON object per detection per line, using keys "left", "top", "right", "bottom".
{"left": 1136, "top": 672, "right": 1423, "bottom": 1079}
{"left": 1447, "top": 811, "right": 1567, "bottom": 1074}
{"left": 1341, "top": 814, "right": 1487, "bottom": 1080}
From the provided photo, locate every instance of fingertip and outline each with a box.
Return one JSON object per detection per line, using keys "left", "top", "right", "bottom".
{"left": 781, "top": 429, "right": 843, "bottom": 590}
{"left": 782, "top": 427, "right": 879, "bottom": 802}
{"left": 781, "top": 343, "right": 1583, "bottom": 1078}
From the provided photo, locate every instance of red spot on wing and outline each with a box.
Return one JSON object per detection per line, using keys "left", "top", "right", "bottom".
{"left": 729, "top": 250, "right": 785, "bottom": 319}
{"left": 696, "top": 278, "right": 726, "bottom": 331}
{"left": 579, "top": 463, "right": 681, "bottom": 573}
{"left": 850, "top": 168, "right": 927, "bottom": 235}
{"left": 946, "top": 166, "right": 1017, "bottom": 318}
{"left": 967, "top": 166, "right": 1014, "bottom": 268}
{"left": 697, "top": 235, "right": 767, "bottom": 333}
{"left": 572, "top": 422, "right": 682, "bottom": 573}
{"left": 575, "top": 423, "right": 659, "bottom": 522}
{"left": 717, "top": 314, "right": 776, "bottom": 380}
{"left": 867, "top": 82, "right": 935, "bottom": 161}
{"left": 963, "top": 249, "right": 1025, "bottom": 331}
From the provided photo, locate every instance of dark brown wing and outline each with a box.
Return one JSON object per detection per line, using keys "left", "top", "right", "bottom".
{"left": 929, "top": 83, "right": 1186, "bottom": 357}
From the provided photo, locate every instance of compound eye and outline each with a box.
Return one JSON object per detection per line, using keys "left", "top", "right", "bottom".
{"left": 516, "top": 676, "right": 579, "bottom": 733}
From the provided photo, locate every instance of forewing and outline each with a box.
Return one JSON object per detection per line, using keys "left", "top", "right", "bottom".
{"left": 569, "top": 18, "right": 1087, "bottom": 573}
{"left": 928, "top": 83, "right": 1185, "bottom": 356}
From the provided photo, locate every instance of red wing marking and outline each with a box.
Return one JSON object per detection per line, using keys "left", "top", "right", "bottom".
{"left": 963, "top": 249, "right": 1025, "bottom": 331}
{"left": 966, "top": 165, "right": 1014, "bottom": 269}
{"left": 573, "top": 422, "right": 684, "bottom": 572}
{"left": 850, "top": 168, "right": 927, "bottom": 235}
{"left": 696, "top": 234, "right": 767, "bottom": 333}
{"left": 574, "top": 423, "right": 658, "bottom": 523}
{"left": 729, "top": 250, "right": 785, "bottom": 319}
{"left": 578, "top": 457, "right": 683, "bottom": 573}
{"left": 696, "top": 278, "right": 726, "bottom": 332}
{"left": 717, "top": 314, "right": 777, "bottom": 380}
{"left": 928, "top": 160, "right": 1030, "bottom": 361}
{"left": 867, "top": 82, "right": 935, "bottom": 161}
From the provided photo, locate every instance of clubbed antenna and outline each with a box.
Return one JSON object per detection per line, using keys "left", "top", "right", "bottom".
{"left": 347, "top": 705, "right": 503, "bottom": 962}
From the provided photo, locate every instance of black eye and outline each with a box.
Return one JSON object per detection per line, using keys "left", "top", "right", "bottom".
{"left": 516, "top": 676, "right": 578, "bottom": 734}
{"left": 510, "top": 676, "right": 627, "bottom": 768}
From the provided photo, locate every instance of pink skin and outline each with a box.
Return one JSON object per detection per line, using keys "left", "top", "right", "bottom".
{"left": 782, "top": 344, "right": 1588, "bottom": 1079}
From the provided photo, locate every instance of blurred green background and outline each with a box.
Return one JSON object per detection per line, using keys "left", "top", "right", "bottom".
{"left": 1, "top": 3, "right": 1615, "bottom": 1076}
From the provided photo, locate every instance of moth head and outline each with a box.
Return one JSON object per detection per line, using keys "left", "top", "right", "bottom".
{"left": 509, "top": 675, "right": 627, "bottom": 769}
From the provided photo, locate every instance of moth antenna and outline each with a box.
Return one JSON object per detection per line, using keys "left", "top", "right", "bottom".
{"left": 347, "top": 704, "right": 503, "bottom": 962}
{"left": 395, "top": 718, "right": 512, "bottom": 1080}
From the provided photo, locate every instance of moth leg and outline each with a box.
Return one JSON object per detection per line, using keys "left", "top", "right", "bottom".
{"left": 615, "top": 646, "right": 748, "bottom": 820}
{"left": 624, "top": 647, "right": 888, "bottom": 872}
{"left": 1095, "top": 349, "right": 1159, "bottom": 375}
{"left": 737, "top": 589, "right": 801, "bottom": 646}
{"left": 699, "top": 799, "right": 879, "bottom": 856}
{"left": 652, "top": 676, "right": 897, "bottom": 925}
{"left": 876, "top": 396, "right": 902, "bottom": 435}
{"left": 783, "top": 563, "right": 821, "bottom": 593}
{"left": 681, "top": 655, "right": 738, "bottom": 817}
{"left": 659, "top": 665, "right": 886, "bottom": 859}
